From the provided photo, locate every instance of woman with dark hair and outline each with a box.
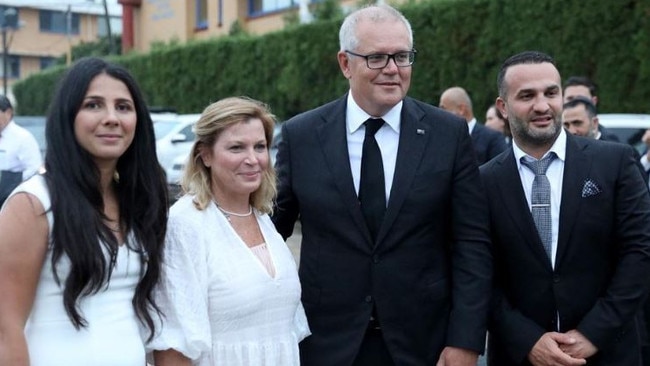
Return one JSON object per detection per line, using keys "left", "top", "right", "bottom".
{"left": 0, "top": 57, "right": 168, "bottom": 365}
{"left": 149, "top": 97, "right": 309, "bottom": 366}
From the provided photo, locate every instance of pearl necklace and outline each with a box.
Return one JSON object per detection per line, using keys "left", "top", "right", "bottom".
{"left": 215, "top": 201, "right": 253, "bottom": 221}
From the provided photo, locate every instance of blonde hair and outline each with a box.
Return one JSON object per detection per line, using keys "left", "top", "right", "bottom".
{"left": 181, "top": 96, "right": 277, "bottom": 213}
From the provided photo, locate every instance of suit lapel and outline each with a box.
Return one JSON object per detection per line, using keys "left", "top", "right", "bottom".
{"left": 375, "top": 99, "right": 428, "bottom": 246}
{"left": 555, "top": 135, "right": 591, "bottom": 266}
{"left": 316, "top": 96, "right": 374, "bottom": 245}
{"left": 495, "top": 150, "right": 554, "bottom": 266}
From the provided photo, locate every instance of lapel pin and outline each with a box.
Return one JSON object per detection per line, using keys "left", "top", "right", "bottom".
{"left": 416, "top": 129, "right": 425, "bottom": 135}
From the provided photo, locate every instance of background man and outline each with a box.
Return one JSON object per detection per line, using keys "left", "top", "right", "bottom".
{"left": 272, "top": 4, "right": 492, "bottom": 366}
{"left": 482, "top": 51, "right": 650, "bottom": 365}
{"left": 440, "top": 86, "right": 508, "bottom": 164}
{"left": 0, "top": 95, "right": 42, "bottom": 206}
{"left": 561, "top": 96, "right": 600, "bottom": 139}
{"left": 485, "top": 103, "right": 512, "bottom": 146}
{"left": 563, "top": 76, "right": 618, "bottom": 142}
{"left": 563, "top": 76, "right": 598, "bottom": 105}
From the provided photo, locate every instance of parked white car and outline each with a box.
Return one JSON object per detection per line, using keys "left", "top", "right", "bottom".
{"left": 598, "top": 113, "right": 650, "bottom": 153}
{"left": 153, "top": 113, "right": 200, "bottom": 183}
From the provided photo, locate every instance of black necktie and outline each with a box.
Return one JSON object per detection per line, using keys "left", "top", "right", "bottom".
{"left": 359, "top": 118, "right": 386, "bottom": 243}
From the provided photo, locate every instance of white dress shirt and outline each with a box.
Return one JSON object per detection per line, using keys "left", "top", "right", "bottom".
{"left": 512, "top": 129, "right": 567, "bottom": 269}
{"left": 345, "top": 92, "right": 401, "bottom": 204}
{"left": 467, "top": 118, "right": 476, "bottom": 134}
{"left": 0, "top": 120, "right": 43, "bottom": 179}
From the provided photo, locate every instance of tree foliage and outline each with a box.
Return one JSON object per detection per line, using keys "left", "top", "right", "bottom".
{"left": 14, "top": 0, "right": 650, "bottom": 117}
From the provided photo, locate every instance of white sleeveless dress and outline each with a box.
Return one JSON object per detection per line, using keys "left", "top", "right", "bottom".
{"left": 10, "top": 175, "right": 147, "bottom": 366}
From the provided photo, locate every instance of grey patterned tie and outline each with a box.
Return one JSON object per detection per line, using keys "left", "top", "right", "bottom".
{"left": 520, "top": 152, "right": 557, "bottom": 261}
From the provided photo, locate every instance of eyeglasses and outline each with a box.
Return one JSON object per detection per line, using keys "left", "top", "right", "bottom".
{"left": 345, "top": 50, "right": 416, "bottom": 69}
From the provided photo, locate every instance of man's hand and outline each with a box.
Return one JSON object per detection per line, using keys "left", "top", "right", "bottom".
{"left": 559, "top": 329, "right": 598, "bottom": 360}
{"left": 527, "top": 332, "right": 586, "bottom": 366}
{"left": 435, "top": 346, "right": 478, "bottom": 366}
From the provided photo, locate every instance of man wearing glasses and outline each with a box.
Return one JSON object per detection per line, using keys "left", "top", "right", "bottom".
{"left": 272, "top": 4, "right": 492, "bottom": 366}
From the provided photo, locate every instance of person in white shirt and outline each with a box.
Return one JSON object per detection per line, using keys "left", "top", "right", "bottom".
{"left": 150, "top": 96, "right": 309, "bottom": 366}
{"left": 0, "top": 95, "right": 42, "bottom": 205}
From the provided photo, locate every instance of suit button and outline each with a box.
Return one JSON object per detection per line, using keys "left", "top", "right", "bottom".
{"left": 372, "top": 255, "right": 380, "bottom": 264}
{"left": 365, "top": 295, "right": 372, "bottom": 302}
{"left": 553, "top": 275, "right": 560, "bottom": 283}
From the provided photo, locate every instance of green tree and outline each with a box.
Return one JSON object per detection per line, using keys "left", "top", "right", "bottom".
{"left": 312, "top": 0, "right": 343, "bottom": 21}
{"left": 56, "top": 35, "right": 122, "bottom": 65}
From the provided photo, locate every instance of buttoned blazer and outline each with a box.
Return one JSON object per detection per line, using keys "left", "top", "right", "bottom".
{"left": 480, "top": 134, "right": 650, "bottom": 365}
{"left": 471, "top": 122, "right": 508, "bottom": 165}
{"left": 272, "top": 94, "right": 492, "bottom": 366}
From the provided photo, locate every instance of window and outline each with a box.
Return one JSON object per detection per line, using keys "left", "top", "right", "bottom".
{"left": 98, "top": 15, "right": 120, "bottom": 37}
{"left": 249, "top": 0, "right": 296, "bottom": 16}
{"left": 40, "top": 57, "right": 56, "bottom": 70}
{"left": 0, "top": 6, "right": 18, "bottom": 28}
{"left": 39, "top": 9, "right": 79, "bottom": 34}
{"left": 0, "top": 55, "right": 20, "bottom": 78}
{"left": 195, "top": 0, "right": 208, "bottom": 30}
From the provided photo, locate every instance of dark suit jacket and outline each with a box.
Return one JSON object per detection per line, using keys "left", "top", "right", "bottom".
{"left": 272, "top": 95, "right": 492, "bottom": 366}
{"left": 471, "top": 121, "right": 508, "bottom": 165}
{"left": 598, "top": 124, "right": 620, "bottom": 142}
{"left": 480, "top": 135, "right": 650, "bottom": 366}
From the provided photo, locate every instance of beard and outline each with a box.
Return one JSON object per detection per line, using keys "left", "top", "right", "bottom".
{"left": 509, "top": 114, "right": 561, "bottom": 148}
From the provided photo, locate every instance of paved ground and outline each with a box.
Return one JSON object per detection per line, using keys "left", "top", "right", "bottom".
{"left": 285, "top": 222, "right": 487, "bottom": 366}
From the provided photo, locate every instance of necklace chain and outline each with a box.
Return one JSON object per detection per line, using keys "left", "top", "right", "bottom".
{"left": 215, "top": 201, "right": 253, "bottom": 221}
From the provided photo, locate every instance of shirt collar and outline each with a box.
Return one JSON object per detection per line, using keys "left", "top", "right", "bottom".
{"left": 346, "top": 92, "right": 402, "bottom": 134}
{"left": 513, "top": 127, "right": 567, "bottom": 168}
{"left": 467, "top": 118, "right": 476, "bottom": 134}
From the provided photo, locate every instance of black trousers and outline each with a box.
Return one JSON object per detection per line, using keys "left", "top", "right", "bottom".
{"left": 352, "top": 323, "right": 395, "bottom": 366}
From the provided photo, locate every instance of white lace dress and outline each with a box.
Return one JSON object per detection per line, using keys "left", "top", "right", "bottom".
{"left": 9, "top": 175, "right": 147, "bottom": 366}
{"left": 148, "top": 195, "right": 310, "bottom": 366}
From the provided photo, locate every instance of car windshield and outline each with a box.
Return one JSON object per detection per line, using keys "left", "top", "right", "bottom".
{"left": 153, "top": 120, "right": 182, "bottom": 140}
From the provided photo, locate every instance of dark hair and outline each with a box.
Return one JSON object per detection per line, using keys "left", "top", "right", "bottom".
{"left": 564, "top": 76, "right": 597, "bottom": 97}
{"left": 563, "top": 96, "right": 597, "bottom": 119}
{"left": 497, "top": 51, "right": 557, "bottom": 98}
{"left": 0, "top": 94, "right": 12, "bottom": 111}
{"left": 43, "top": 57, "right": 168, "bottom": 341}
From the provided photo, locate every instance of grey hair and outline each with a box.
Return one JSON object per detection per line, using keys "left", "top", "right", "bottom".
{"left": 339, "top": 4, "right": 413, "bottom": 52}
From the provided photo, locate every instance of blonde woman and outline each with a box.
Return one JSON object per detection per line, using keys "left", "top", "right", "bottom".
{"left": 149, "top": 97, "right": 309, "bottom": 366}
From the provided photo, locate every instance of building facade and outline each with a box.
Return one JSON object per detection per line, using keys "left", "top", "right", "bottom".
{"left": 118, "top": 0, "right": 358, "bottom": 54}
{"left": 0, "top": 0, "right": 120, "bottom": 99}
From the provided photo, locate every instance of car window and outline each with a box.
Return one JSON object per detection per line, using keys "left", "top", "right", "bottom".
{"left": 603, "top": 127, "right": 647, "bottom": 153}
{"left": 153, "top": 121, "right": 179, "bottom": 140}
{"left": 598, "top": 114, "right": 650, "bottom": 154}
